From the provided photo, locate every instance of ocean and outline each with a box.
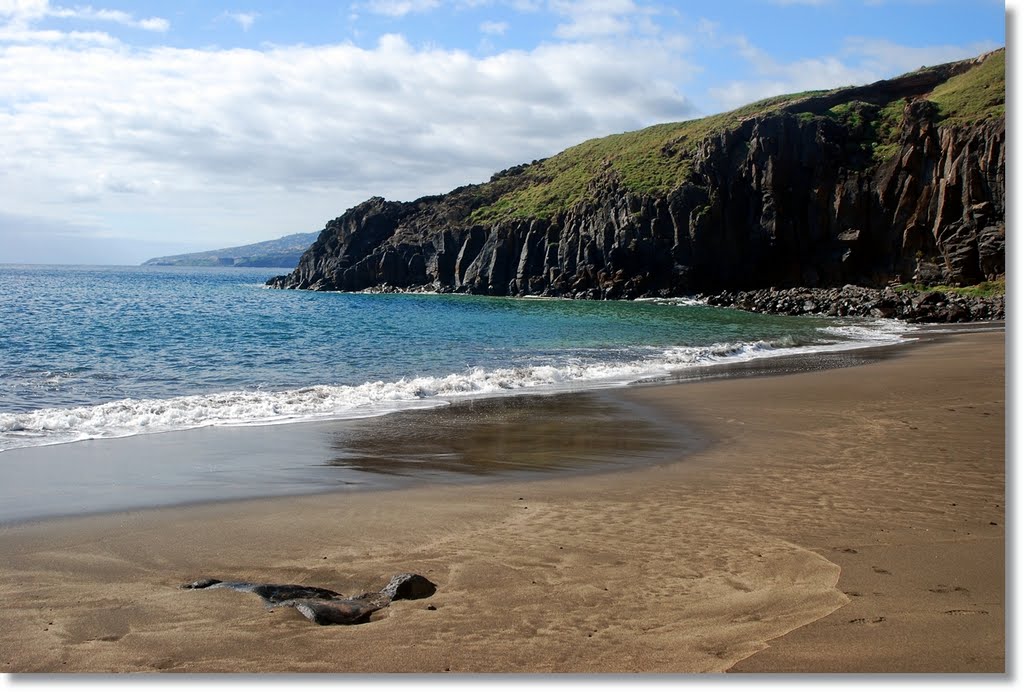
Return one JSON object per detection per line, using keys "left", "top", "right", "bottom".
{"left": 0, "top": 264, "right": 914, "bottom": 521}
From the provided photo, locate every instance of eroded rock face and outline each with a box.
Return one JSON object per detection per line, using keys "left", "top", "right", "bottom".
{"left": 268, "top": 65, "right": 1004, "bottom": 303}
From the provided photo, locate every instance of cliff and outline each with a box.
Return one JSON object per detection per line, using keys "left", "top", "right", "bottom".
{"left": 144, "top": 232, "right": 319, "bottom": 268}
{"left": 268, "top": 50, "right": 1004, "bottom": 301}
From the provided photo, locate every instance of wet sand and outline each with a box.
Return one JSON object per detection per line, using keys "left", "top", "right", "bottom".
{"left": 0, "top": 392, "right": 687, "bottom": 524}
{"left": 0, "top": 330, "right": 1004, "bottom": 673}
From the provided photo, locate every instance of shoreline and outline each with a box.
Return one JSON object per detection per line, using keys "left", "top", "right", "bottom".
{"left": 0, "top": 329, "right": 1004, "bottom": 673}
{"left": 0, "top": 318, "right": 946, "bottom": 527}
{"left": 0, "top": 385, "right": 696, "bottom": 527}
{"left": 0, "top": 300, "right": 927, "bottom": 458}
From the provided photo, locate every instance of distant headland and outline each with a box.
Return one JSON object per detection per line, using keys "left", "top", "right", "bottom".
{"left": 142, "top": 231, "right": 319, "bottom": 268}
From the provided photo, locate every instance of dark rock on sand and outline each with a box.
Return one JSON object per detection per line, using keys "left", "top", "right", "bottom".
{"left": 181, "top": 572, "right": 437, "bottom": 626}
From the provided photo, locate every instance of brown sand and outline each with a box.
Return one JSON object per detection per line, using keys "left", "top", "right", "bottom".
{"left": 0, "top": 331, "right": 1004, "bottom": 673}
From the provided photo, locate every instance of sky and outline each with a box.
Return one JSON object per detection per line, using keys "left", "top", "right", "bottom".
{"left": 0, "top": 0, "right": 1008, "bottom": 265}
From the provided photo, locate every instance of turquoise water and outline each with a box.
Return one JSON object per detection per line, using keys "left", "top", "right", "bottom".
{"left": 0, "top": 264, "right": 910, "bottom": 451}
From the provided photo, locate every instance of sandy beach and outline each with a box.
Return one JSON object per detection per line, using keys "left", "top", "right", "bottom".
{"left": 0, "top": 329, "right": 1005, "bottom": 674}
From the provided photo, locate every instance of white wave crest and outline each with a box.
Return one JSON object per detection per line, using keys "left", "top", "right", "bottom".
{"left": 819, "top": 319, "right": 919, "bottom": 343}
{"left": 0, "top": 324, "right": 914, "bottom": 451}
{"left": 634, "top": 296, "right": 708, "bottom": 307}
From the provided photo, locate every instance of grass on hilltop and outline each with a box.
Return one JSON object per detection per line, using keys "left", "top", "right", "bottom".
{"left": 469, "top": 50, "right": 1003, "bottom": 224}
{"left": 929, "top": 49, "right": 1005, "bottom": 125}
{"left": 469, "top": 90, "right": 828, "bottom": 224}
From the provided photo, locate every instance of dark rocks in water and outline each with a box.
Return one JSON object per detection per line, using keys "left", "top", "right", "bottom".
{"left": 267, "top": 52, "right": 1004, "bottom": 315}
{"left": 180, "top": 572, "right": 437, "bottom": 626}
{"left": 703, "top": 285, "right": 1004, "bottom": 323}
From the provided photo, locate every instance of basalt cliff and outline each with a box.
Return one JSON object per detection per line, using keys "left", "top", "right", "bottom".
{"left": 269, "top": 50, "right": 1004, "bottom": 305}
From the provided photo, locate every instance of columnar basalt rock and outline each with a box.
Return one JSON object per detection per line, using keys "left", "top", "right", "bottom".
{"left": 268, "top": 52, "right": 1004, "bottom": 317}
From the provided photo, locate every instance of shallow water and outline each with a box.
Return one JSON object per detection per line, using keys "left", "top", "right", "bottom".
{"left": 0, "top": 264, "right": 912, "bottom": 451}
{"left": 0, "top": 264, "right": 923, "bottom": 522}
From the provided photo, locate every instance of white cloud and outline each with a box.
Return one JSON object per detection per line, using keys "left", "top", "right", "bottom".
{"left": 0, "top": 1, "right": 169, "bottom": 31}
{"left": 357, "top": 0, "right": 442, "bottom": 17}
{"left": 555, "top": 13, "right": 629, "bottom": 38}
{"left": 841, "top": 37, "right": 1001, "bottom": 74}
{"left": 1, "top": 0, "right": 999, "bottom": 262}
{"left": 48, "top": 6, "right": 169, "bottom": 31}
{"left": 0, "top": 0, "right": 49, "bottom": 20}
{"left": 706, "top": 34, "right": 1000, "bottom": 110}
{"left": 0, "top": 29, "right": 697, "bottom": 250}
{"left": 221, "top": 11, "right": 258, "bottom": 31}
{"left": 0, "top": 25, "right": 115, "bottom": 43}
{"left": 480, "top": 19, "right": 508, "bottom": 35}
{"left": 551, "top": 0, "right": 642, "bottom": 39}
{"left": 0, "top": 0, "right": 169, "bottom": 45}
{"left": 138, "top": 17, "right": 169, "bottom": 32}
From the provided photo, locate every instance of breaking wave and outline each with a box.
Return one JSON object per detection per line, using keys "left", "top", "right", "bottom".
{"left": 0, "top": 322, "right": 914, "bottom": 452}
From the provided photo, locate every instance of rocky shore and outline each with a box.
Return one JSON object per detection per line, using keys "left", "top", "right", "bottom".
{"left": 703, "top": 284, "right": 1005, "bottom": 323}
{"left": 357, "top": 280, "right": 1004, "bottom": 323}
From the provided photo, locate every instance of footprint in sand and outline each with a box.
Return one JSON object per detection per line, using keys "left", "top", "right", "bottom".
{"left": 871, "top": 566, "right": 891, "bottom": 575}
{"left": 945, "top": 609, "right": 989, "bottom": 616}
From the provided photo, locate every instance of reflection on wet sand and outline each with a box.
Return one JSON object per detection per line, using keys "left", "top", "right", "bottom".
{"left": 323, "top": 392, "right": 697, "bottom": 479}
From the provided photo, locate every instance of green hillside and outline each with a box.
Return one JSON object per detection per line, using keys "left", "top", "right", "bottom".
{"left": 143, "top": 231, "right": 319, "bottom": 268}
{"left": 468, "top": 49, "right": 1003, "bottom": 224}
{"left": 928, "top": 50, "right": 1005, "bottom": 124}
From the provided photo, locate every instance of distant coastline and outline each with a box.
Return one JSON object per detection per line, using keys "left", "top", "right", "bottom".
{"left": 142, "top": 231, "right": 318, "bottom": 268}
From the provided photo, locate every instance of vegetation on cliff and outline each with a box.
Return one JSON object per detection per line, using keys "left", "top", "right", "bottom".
{"left": 929, "top": 49, "right": 1005, "bottom": 124}
{"left": 469, "top": 49, "right": 1003, "bottom": 224}
{"left": 270, "top": 49, "right": 1004, "bottom": 309}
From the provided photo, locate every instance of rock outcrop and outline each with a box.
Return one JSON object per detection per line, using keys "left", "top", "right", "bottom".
{"left": 703, "top": 285, "right": 1004, "bottom": 323}
{"left": 181, "top": 573, "right": 437, "bottom": 626}
{"left": 268, "top": 51, "right": 1004, "bottom": 308}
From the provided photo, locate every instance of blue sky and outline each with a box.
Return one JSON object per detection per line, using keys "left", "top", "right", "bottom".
{"left": 0, "top": 0, "right": 1007, "bottom": 264}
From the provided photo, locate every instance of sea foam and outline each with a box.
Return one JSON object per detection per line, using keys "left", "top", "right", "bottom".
{"left": 0, "top": 322, "right": 913, "bottom": 452}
